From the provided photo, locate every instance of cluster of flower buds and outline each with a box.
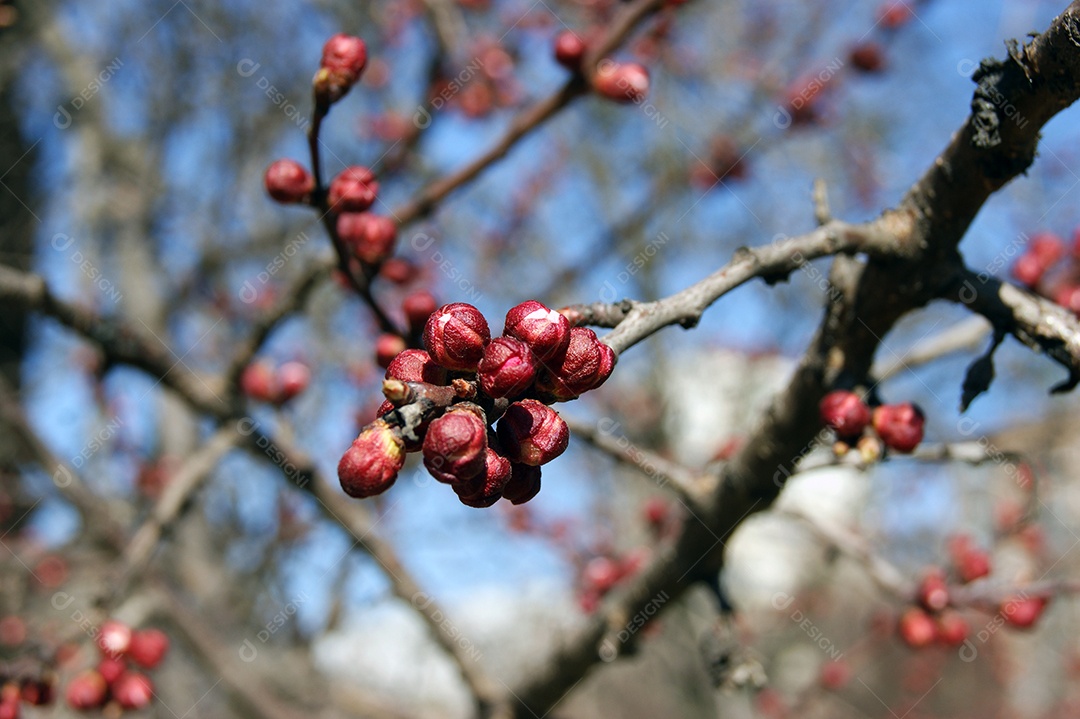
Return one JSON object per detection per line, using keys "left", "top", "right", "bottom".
{"left": 1007, "top": 230, "right": 1080, "bottom": 314}
{"left": 818, "top": 390, "right": 925, "bottom": 458}
{"left": 0, "top": 672, "right": 53, "bottom": 718}
{"left": 66, "top": 620, "right": 169, "bottom": 712}
{"left": 338, "top": 300, "right": 616, "bottom": 506}
{"left": 240, "top": 360, "right": 311, "bottom": 404}
{"left": 551, "top": 29, "right": 650, "bottom": 104}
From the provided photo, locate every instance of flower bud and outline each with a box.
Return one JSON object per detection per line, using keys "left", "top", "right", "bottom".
{"left": 328, "top": 166, "right": 379, "bottom": 212}
{"left": 98, "top": 655, "right": 126, "bottom": 684}
{"left": 111, "top": 672, "right": 154, "bottom": 710}
{"left": 336, "top": 212, "right": 396, "bottom": 264}
{"left": 497, "top": 399, "right": 569, "bottom": 466}
{"left": 478, "top": 337, "right": 536, "bottom": 398}
{"left": 897, "top": 608, "right": 936, "bottom": 649}
{"left": 240, "top": 361, "right": 277, "bottom": 403}
{"left": 422, "top": 405, "right": 488, "bottom": 483}
{"left": 423, "top": 303, "right": 491, "bottom": 371}
{"left": 1002, "top": 595, "right": 1047, "bottom": 628}
{"left": 277, "top": 361, "right": 311, "bottom": 402}
{"left": 338, "top": 420, "right": 406, "bottom": 498}
{"left": 380, "top": 257, "right": 417, "bottom": 285}
{"left": 403, "top": 290, "right": 439, "bottom": 333}
{"left": 503, "top": 300, "right": 571, "bottom": 362}
{"left": 819, "top": 390, "right": 870, "bottom": 440}
{"left": 385, "top": 348, "right": 447, "bottom": 385}
{"left": 314, "top": 34, "right": 368, "bottom": 105}
{"left": 65, "top": 670, "right": 107, "bottom": 710}
{"left": 97, "top": 619, "right": 132, "bottom": 657}
{"left": 454, "top": 447, "right": 512, "bottom": 507}
{"left": 502, "top": 463, "right": 541, "bottom": 504}
{"left": 935, "top": 611, "right": 968, "bottom": 646}
{"left": 264, "top": 159, "right": 314, "bottom": 204}
{"left": 872, "top": 402, "right": 925, "bottom": 453}
{"left": 554, "top": 30, "right": 587, "bottom": 70}
{"left": 536, "top": 327, "right": 615, "bottom": 400}
{"left": 593, "top": 61, "right": 649, "bottom": 103}
{"left": 916, "top": 569, "right": 949, "bottom": 613}
{"left": 127, "top": 628, "right": 169, "bottom": 669}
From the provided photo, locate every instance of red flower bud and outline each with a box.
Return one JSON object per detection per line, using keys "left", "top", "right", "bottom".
{"left": 497, "top": 399, "right": 569, "bottom": 466}
{"left": 849, "top": 42, "right": 885, "bottom": 73}
{"left": 97, "top": 619, "right": 132, "bottom": 657}
{"left": 423, "top": 303, "right": 491, "bottom": 371}
{"left": 111, "top": 672, "right": 154, "bottom": 710}
{"left": 1012, "top": 252, "right": 1046, "bottom": 287}
{"left": 403, "top": 290, "right": 438, "bottom": 333}
{"left": 375, "top": 333, "right": 407, "bottom": 369}
{"left": 380, "top": 257, "right": 417, "bottom": 285}
{"left": 479, "top": 337, "right": 536, "bottom": 398}
{"left": 935, "top": 611, "right": 968, "bottom": 646}
{"left": 872, "top": 402, "right": 925, "bottom": 453}
{"left": 338, "top": 420, "right": 406, "bottom": 498}
{"left": 593, "top": 61, "right": 649, "bottom": 103}
{"left": 554, "top": 30, "right": 587, "bottom": 70}
{"left": 1030, "top": 232, "right": 1065, "bottom": 265}
{"left": 127, "top": 628, "right": 169, "bottom": 669}
{"left": 328, "top": 166, "right": 379, "bottom": 212}
{"left": 65, "top": 670, "right": 107, "bottom": 710}
{"left": 264, "top": 159, "right": 314, "bottom": 204}
{"left": 502, "top": 463, "right": 541, "bottom": 504}
{"left": 337, "top": 212, "right": 396, "bottom": 264}
{"left": 583, "top": 556, "right": 620, "bottom": 594}
{"left": 916, "top": 570, "right": 949, "bottom": 613}
{"left": 314, "top": 34, "right": 368, "bottom": 104}
{"left": 0, "top": 699, "right": 17, "bottom": 719}
{"left": 1002, "top": 595, "right": 1047, "bottom": 629}
{"left": 385, "top": 348, "right": 447, "bottom": 385}
{"left": 240, "top": 362, "right": 277, "bottom": 403}
{"left": 819, "top": 390, "right": 871, "bottom": 440}
{"left": 897, "top": 608, "right": 936, "bottom": 649}
{"left": 536, "top": 327, "right": 615, "bottom": 400}
{"left": 955, "top": 547, "right": 991, "bottom": 583}
{"left": 1055, "top": 284, "right": 1080, "bottom": 314}
{"left": 277, "top": 361, "right": 311, "bottom": 402}
{"left": 98, "top": 654, "right": 126, "bottom": 684}
{"left": 504, "top": 300, "right": 571, "bottom": 362}
{"left": 422, "top": 405, "right": 488, "bottom": 483}
{"left": 454, "top": 447, "right": 512, "bottom": 507}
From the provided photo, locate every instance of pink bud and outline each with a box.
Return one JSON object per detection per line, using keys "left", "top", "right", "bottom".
{"left": 935, "top": 612, "right": 968, "bottom": 646}
{"left": 916, "top": 569, "right": 949, "bottom": 613}
{"left": 111, "top": 672, "right": 154, "bottom": 710}
{"left": 478, "top": 337, "right": 536, "bottom": 398}
{"left": 502, "top": 463, "right": 541, "bottom": 504}
{"left": 0, "top": 698, "right": 17, "bottom": 719}
{"left": 98, "top": 654, "right": 126, "bottom": 684}
{"left": 497, "top": 399, "right": 569, "bottom": 466}
{"left": 536, "top": 327, "right": 615, "bottom": 400}
{"left": 554, "top": 30, "right": 587, "bottom": 70}
{"left": 97, "top": 619, "right": 131, "bottom": 657}
{"left": 454, "top": 447, "right": 512, "bottom": 507}
{"left": 593, "top": 61, "right": 649, "bottom": 103}
{"left": 264, "top": 159, "right": 314, "bottom": 204}
{"left": 403, "top": 291, "right": 438, "bottom": 333}
{"left": 65, "top": 670, "right": 107, "bottom": 710}
{"left": 503, "top": 300, "right": 571, "bottom": 362}
{"left": 127, "top": 628, "right": 169, "bottom": 670}
{"left": 583, "top": 556, "right": 620, "bottom": 594}
{"left": 819, "top": 390, "right": 871, "bottom": 440}
{"left": 328, "top": 166, "right": 379, "bottom": 212}
{"left": 1002, "top": 595, "right": 1047, "bottom": 628}
{"left": 1055, "top": 284, "right": 1080, "bottom": 314}
{"left": 336, "top": 212, "right": 396, "bottom": 264}
{"left": 314, "top": 34, "right": 368, "bottom": 104}
{"left": 277, "top": 361, "right": 311, "bottom": 402}
{"left": 240, "top": 362, "right": 277, "bottom": 403}
{"left": 422, "top": 405, "right": 488, "bottom": 483}
{"left": 872, "top": 402, "right": 925, "bottom": 453}
{"left": 380, "top": 257, "right": 417, "bottom": 285}
{"left": 385, "top": 348, "right": 447, "bottom": 385}
{"left": 338, "top": 420, "right": 406, "bottom": 498}
{"left": 1012, "top": 252, "right": 1046, "bottom": 287}
{"left": 423, "top": 303, "right": 491, "bottom": 371}
{"left": 897, "top": 608, "right": 936, "bottom": 649}
{"left": 375, "top": 334, "right": 407, "bottom": 369}
{"left": 1030, "top": 232, "right": 1065, "bottom": 265}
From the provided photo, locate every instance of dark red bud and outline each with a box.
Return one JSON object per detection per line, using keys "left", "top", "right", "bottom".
{"left": 593, "top": 61, "right": 649, "bottom": 103}
{"left": 375, "top": 333, "right": 407, "bottom": 369}
{"left": 502, "top": 463, "right": 541, "bottom": 504}
{"left": 504, "top": 300, "right": 571, "bottom": 362}
{"left": 65, "top": 670, "right": 107, "bottom": 710}
{"left": 403, "top": 290, "right": 439, "bottom": 333}
{"left": 111, "top": 672, "right": 154, "bottom": 710}
{"left": 385, "top": 348, "right": 447, "bottom": 385}
{"left": 819, "top": 390, "right": 871, "bottom": 440}
{"left": 127, "top": 628, "right": 169, "bottom": 669}
{"left": 496, "top": 399, "right": 569, "bottom": 466}
{"left": 422, "top": 406, "right": 488, "bottom": 483}
{"left": 454, "top": 447, "right": 512, "bottom": 507}
{"left": 849, "top": 42, "right": 885, "bottom": 73}
{"left": 872, "top": 402, "right": 925, "bottom": 453}
{"left": 379, "top": 257, "right": 417, "bottom": 285}
{"left": 315, "top": 34, "right": 368, "bottom": 105}
{"left": 240, "top": 362, "right": 277, "bottom": 403}
{"left": 264, "top": 159, "right": 314, "bottom": 204}
{"left": 423, "top": 303, "right": 491, "bottom": 371}
{"left": 338, "top": 420, "right": 406, "bottom": 498}
{"left": 536, "top": 327, "right": 612, "bottom": 400}
{"left": 277, "top": 361, "right": 311, "bottom": 402}
{"left": 337, "top": 212, "right": 396, "bottom": 264}
{"left": 328, "top": 166, "right": 379, "bottom": 212}
{"left": 554, "top": 30, "right": 587, "bottom": 70}
{"left": 479, "top": 337, "right": 536, "bottom": 398}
